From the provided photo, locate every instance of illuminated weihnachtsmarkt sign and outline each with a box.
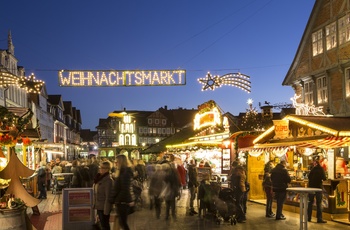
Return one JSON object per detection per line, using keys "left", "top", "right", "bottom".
{"left": 58, "top": 69, "right": 186, "bottom": 87}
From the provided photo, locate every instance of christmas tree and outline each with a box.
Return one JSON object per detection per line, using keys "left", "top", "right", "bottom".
{"left": 240, "top": 99, "right": 262, "bottom": 131}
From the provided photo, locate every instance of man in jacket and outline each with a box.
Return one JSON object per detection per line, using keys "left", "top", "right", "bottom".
{"left": 187, "top": 159, "right": 199, "bottom": 215}
{"left": 231, "top": 163, "right": 247, "bottom": 223}
{"left": 271, "top": 160, "right": 291, "bottom": 220}
{"left": 307, "top": 157, "right": 327, "bottom": 223}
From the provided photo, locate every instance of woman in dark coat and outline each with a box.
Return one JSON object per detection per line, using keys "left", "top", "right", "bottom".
{"left": 93, "top": 161, "right": 113, "bottom": 230}
{"left": 110, "top": 154, "right": 135, "bottom": 230}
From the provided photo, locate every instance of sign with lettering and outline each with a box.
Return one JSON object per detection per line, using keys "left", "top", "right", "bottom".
{"left": 273, "top": 120, "right": 289, "bottom": 139}
{"left": 58, "top": 69, "right": 186, "bottom": 87}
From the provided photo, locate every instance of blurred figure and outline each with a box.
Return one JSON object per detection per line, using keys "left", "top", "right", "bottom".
{"left": 51, "top": 162, "right": 62, "bottom": 175}
{"left": 149, "top": 164, "right": 166, "bottom": 218}
{"left": 271, "top": 160, "right": 291, "bottom": 221}
{"left": 93, "top": 161, "right": 113, "bottom": 230}
{"left": 110, "top": 154, "right": 135, "bottom": 230}
{"left": 45, "top": 162, "right": 52, "bottom": 191}
{"left": 263, "top": 160, "right": 275, "bottom": 218}
{"left": 197, "top": 173, "right": 211, "bottom": 218}
{"left": 307, "top": 157, "right": 327, "bottom": 223}
{"left": 163, "top": 163, "right": 181, "bottom": 221}
{"left": 231, "top": 162, "right": 247, "bottom": 223}
{"left": 37, "top": 161, "right": 47, "bottom": 199}
{"left": 187, "top": 159, "right": 199, "bottom": 215}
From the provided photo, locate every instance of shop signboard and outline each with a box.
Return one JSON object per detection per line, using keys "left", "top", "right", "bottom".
{"left": 62, "top": 188, "right": 94, "bottom": 230}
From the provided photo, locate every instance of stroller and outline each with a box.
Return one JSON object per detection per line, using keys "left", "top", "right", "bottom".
{"left": 212, "top": 187, "right": 237, "bottom": 225}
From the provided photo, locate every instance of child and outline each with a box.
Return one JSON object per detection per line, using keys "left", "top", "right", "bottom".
{"left": 197, "top": 174, "right": 211, "bottom": 218}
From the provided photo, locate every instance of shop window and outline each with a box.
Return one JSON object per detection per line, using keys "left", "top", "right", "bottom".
{"left": 317, "top": 76, "right": 328, "bottom": 104}
{"left": 325, "top": 22, "right": 337, "bottom": 50}
{"left": 338, "top": 14, "right": 350, "bottom": 45}
{"left": 345, "top": 68, "right": 350, "bottom": 97}
{"left": 312, "top": 29, "right": 323, "bottom": 56}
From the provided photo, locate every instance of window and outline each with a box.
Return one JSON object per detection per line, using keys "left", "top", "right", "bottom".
{"left": 317, "top": 76, "right": 328, "bottom": 104}
{"left": 326, "top": 22, "right": 337, "bottom": 50}
{"left": 312, "top": 29, "right": 323, "bottom": 56}
{"left": 345, "top": 68, "right": 350, "bottom": 97}
{"left": 155, "top": 119, "right": 159, "bottom": 125}
{"left": 304, "top": 81, "right": 313, "bottom": 104}
{"left": 338, "top": 14, "right": 350, "bottom": 45}
{"left": 148, "top": 118, "right": 152, "bottom": 125}
{"left": 162, "top": 119, "right": 167, "bottom": 125}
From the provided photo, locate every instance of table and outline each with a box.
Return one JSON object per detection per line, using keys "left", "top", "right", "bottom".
{"left": 286, "top": 187, "right": 322, "bottom": 230}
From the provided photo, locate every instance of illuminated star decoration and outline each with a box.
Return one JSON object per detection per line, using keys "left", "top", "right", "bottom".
{"left": 198, "top": 72, "right": 251, "bottom": 93}
{"left": 197, "top": 72, "right": 221, "bottom": 91}
{"left": 17, "top": 73, "right": 45, "bottom": 94}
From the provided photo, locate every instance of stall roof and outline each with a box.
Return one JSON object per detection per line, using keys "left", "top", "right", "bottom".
{"left": 246, "top": 115, "right": 350, "bottom": 151}
{"left": 254, "top": 115, "right": 350, "bottom": 145}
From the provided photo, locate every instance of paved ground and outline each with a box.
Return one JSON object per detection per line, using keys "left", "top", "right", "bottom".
{"left": 26, "top": 188, "right": 349, "bottom": 230}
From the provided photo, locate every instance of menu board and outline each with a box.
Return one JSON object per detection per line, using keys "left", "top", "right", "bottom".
{"left": 222, "top": 149, "right": 231, "bottom": 173}
{"left": 62, "top": 188, "right": 94, "bottom": 229}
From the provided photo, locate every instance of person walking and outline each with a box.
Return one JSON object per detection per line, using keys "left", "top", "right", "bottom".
{"left": 149, "top": 164, "right": 166, "bottom": 218}
{"left": 93, "top": 161, "right": 114, "bottom": 230}
{"left": 270, "top": 160, "right": 291, "bottom": 220}
{"left": 307, "top": 157, "right": 327, "bottom": 223}
{"left": 163, "top": 163, "right": 181, "bottom": 221}
{"left": 263, "top": 160, "right": 275, "bottom": 218}
{"left": 231, "top": 163, "right": 247, "bottom": 223}
{"left": 187, "top": 159, "right": 199, "bottom": 215}
{"left": 110, "top": 154, "right": 135, "bottom": 230}
{"left": 37, "top": 161, "right": 47, "bottom": 199}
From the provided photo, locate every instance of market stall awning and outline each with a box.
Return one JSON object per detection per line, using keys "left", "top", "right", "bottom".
{"left": 296, "top": 136, "right": 350, "bottom": 149}
{"left": 241, "top": 136, "right": 350, "bottom": 157}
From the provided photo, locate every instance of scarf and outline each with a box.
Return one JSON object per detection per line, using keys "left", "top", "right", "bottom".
{"left": 94, "top": 172, "right": 109, "bottom": 184}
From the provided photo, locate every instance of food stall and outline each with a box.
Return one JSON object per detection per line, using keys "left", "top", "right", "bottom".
{"left": 244, "top": 115, "right": 350, "bottom": 221}
{"left": 166, "top": 100, "right": 231, "bottom": 180}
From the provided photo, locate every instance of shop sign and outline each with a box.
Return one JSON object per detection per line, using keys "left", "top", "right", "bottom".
{"left": 273, "top": 120, "right": 289, "bottom": 139}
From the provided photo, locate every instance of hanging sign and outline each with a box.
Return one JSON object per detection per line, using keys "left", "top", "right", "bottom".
{"left": 58, "top": 69, "right": 186, "bottom": 87}
{"left": 273, "top": 120, "right": 289, "bottom": 139}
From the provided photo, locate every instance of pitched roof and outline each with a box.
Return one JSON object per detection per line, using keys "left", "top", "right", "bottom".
{"left": 143, "top": 125, "right": 198, "bottom": 154}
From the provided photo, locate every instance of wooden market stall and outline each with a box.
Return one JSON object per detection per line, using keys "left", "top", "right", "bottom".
{"left": 244, "top": 115, "right": 350, "bottom": 221}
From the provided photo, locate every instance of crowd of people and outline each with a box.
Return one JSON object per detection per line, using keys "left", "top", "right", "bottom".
{"left": 34, "top": 154, "right": 329, "bottom": 229}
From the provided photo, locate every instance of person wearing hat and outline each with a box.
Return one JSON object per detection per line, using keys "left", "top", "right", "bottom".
{"left": 307, "top": 157, "right": 327, "bottom": 223}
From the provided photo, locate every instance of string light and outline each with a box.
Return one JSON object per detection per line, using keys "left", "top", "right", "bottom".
{"left": 198, "top": 72, "right": 251, "bottom": 92}
{"left": 0, "top": 72, "right": 44, "bottom": 94}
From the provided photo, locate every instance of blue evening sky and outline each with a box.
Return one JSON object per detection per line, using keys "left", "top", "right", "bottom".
{"left": 0, "top": 0, "right": 315, "bottom": 130}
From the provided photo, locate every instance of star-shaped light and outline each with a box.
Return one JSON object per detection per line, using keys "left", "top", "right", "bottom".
{"left": 198, "top": 72, "right": 221, "bottom": 91}
{"left": 197, "top": 72, "right": 251, "bottom": 93}
{"left": 17, "top": 73, "right": 45, "bottom": 94}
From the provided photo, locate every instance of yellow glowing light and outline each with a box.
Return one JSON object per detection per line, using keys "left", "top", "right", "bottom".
{"left": 58, "top": 69, "right": 186, "bottom": 87}
{"left": 198, "top": 72, "right": 251, "bottom": 92}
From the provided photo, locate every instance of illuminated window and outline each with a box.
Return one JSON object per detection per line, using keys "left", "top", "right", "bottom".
{"left": 326, "top": 22, "right": 337, "bottom": 50}
{"left": 312, "top": 29, "right": 323, "bottom": 56}
{"left": 345, "top": 68, "right": 350, "bottom": 97}
{"left": 317, "top": 76, "right": 328, "bottom": 104}
{"left": 338, "top": 14, "right": 350, "bottom": 45}
{"left": 304, "top": 81, "right": 313, "bottom": 104}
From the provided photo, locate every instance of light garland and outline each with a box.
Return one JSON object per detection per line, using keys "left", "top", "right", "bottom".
{"left": 0, "top": 72, "right": 44, "bottom": 94}
{"left": 198, "top": 72, "right": 251, "bottom": 92}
